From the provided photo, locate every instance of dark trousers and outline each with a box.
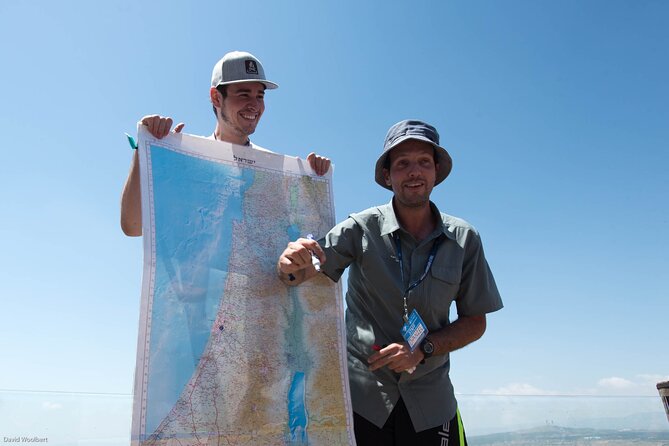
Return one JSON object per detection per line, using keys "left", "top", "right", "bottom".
{"left": 353, "top": 398, "right": 468, "bottom": 446}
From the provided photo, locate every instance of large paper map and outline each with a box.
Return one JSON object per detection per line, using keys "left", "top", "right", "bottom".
{"left": 131, "top": 128, "right": 355, "bottom": 445}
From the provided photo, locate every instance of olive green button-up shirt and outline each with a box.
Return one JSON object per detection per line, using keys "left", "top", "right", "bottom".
{"left": 320, "top": 200, "right": 503, "bottom": 432}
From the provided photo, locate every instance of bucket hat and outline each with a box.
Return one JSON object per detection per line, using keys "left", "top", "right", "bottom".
{"left": 375, "top": 119, "right": 452, "bottom": 190}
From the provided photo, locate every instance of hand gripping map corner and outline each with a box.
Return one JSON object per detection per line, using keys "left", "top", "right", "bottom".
{"left": 131, "top": 127, "right": 356, "bottom": 445}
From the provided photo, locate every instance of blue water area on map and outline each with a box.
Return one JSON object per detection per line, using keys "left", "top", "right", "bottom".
{"left": 287, "top": 224, "right": 300, "bottom": 240}
{"left": 145, "top": 146, "right": 254, "bottom": 434}
{"left": 288, "top": 371, "right": 308, "bottom": 444}
{"left": 285, "top": 221, "right": 311, "bottom": 444}
{"left": 286, "top": 220, "right": 312, "bottom": 446}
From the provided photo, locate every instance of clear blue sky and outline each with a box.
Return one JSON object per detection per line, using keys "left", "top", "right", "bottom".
{"left": 1, "top": 0, "right": 667, "bottom": 401}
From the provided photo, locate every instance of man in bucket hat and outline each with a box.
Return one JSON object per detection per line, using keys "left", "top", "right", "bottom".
{"left": 121, "top": 51, "right": 331, "bottom": 236}
{"left": 277, "top": 119, "right": 503, "bottom": 445}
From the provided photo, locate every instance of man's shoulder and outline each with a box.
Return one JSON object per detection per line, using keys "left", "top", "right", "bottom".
{"left": 436, "top": 211, "right": 481, "bottom": 241}
{"left": 343, "top": 203, "right": 399, "bottom": 236}
{"left": 350, "top": 204, "right": 386, "bottom": 217}
{"left": 440, "top": 213, "right": 474, "bottom": 230}
{"left": 348, "top": 203, "right": 392, "bottom": 223}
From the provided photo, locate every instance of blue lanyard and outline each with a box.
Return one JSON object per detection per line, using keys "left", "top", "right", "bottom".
{"left": 394, "top": 233, "right": 441, "bottom": 322}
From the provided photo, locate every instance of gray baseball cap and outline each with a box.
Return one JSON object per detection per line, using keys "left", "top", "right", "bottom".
{"left": 211, "top": 51, "right": 278, "bottom": 90}
{"left": 375, "top": 119, "right": 452, "bottom": 190}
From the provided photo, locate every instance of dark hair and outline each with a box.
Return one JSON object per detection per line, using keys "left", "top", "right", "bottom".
{"left": 383, "top": 145, "right": 439, "bottom": 170}
{"left": 212, "top": 85, "right": 228, "bottom": 117}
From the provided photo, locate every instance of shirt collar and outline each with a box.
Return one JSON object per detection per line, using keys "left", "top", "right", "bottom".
{"left": 379, "top": 200, "right": 400, "bottom": 237}
{"left": 378, "top": 199, "right": 457, "bottom": 241}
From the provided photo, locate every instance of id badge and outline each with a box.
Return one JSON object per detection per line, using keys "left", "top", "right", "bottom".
{"left": 400, "top": 309, "right": 428, "bottom": 352}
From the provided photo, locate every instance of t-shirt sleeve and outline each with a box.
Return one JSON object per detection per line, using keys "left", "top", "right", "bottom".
{"left": 455, "top": 230, "right": 504, "bottom": 316}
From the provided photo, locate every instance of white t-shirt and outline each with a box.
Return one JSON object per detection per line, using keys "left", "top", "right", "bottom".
{"left": 207, "top": 134, "right": 273, "bottom": 153}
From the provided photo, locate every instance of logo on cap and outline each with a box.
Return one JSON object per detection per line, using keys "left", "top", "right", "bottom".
{"left": 245, "top": 60, "right": 258, "bottom": 75}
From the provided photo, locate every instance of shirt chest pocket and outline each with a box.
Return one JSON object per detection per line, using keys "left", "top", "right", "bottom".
{"left": 424, "top": 265, "right": 462, "bottom": 314}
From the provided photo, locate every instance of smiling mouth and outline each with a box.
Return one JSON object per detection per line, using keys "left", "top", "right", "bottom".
{"left": 404, "top": 181, "right": 425, "bottom": 189}
{"left": 240, "top": 112, "right": 258, "bottom": 121}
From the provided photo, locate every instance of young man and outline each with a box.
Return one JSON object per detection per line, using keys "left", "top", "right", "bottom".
{"left": 277, "top": 120, "right": 503, "bottom": 445}
{"left": 121, "top": 51, "right": 330, "bottom": 236}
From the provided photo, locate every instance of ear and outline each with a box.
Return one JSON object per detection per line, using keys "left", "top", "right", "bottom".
{"left": 383, "top": 168, "right": 392, "bottom": 187}
{"left": 210, "top": 87, "right": 221, "bottom": 108}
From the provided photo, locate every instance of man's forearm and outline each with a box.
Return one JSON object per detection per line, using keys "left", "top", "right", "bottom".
{"left": 120, "top": 150, "right": 143, "bottom": 236}
{"left": 430, "top": 314, "right": 487, "bottom": 356}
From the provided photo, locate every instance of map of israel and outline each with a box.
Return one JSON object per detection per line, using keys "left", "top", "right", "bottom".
{"left": 131, "top": 128, "right": 355, "bottom": 445}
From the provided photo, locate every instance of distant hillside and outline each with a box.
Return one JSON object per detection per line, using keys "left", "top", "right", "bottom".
{"left": 470, "top": 425, "right": 669, "bottom": 445}
{"left": 568, "top": 411, "right": 669, "bottom": 431}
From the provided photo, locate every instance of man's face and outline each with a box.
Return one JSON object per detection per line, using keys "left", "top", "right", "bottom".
{"left": 216, "top": 82, "right": 266, "bottom": 141}
{"left": 383, "top": 140, "right": 438, "bottom": 208}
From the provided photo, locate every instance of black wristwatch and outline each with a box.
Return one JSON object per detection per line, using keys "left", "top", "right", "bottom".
{"left": 420, "top": 337, "right": 434, "bottom": 363}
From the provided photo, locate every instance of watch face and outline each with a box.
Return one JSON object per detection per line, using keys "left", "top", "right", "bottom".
{"left": 423, "top": 340, "right": 434, "bottom": 354}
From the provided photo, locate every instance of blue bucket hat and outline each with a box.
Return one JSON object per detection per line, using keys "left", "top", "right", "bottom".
{"left": 375, "top": 119, "right": 453, "bottom": 190}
